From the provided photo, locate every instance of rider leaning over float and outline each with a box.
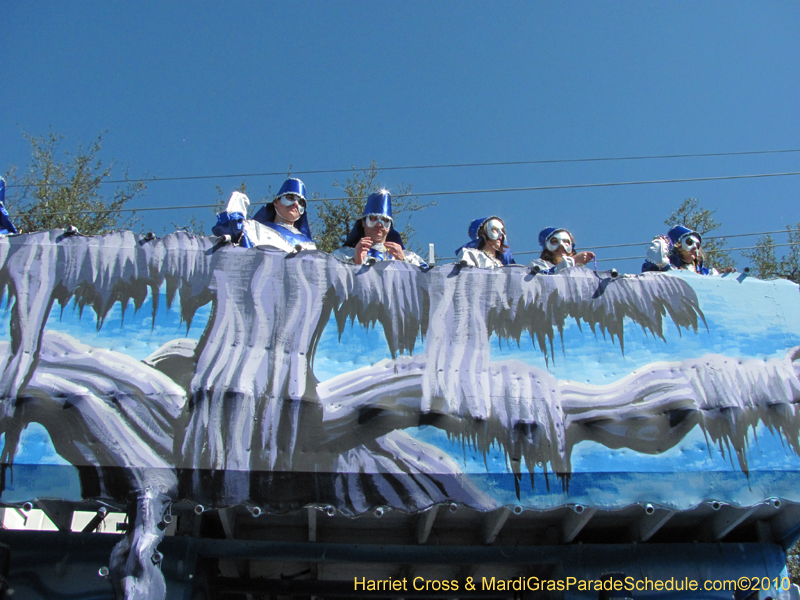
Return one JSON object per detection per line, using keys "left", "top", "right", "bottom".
{"left": 455, "top": 216, "right": 515, "bottom": 268}
{"left": 213, "top": 178, "right": 316, "bottom": 252}
{"left": 528, "top": 227, "right": 596, "bottom": 274}
{"left": 209, "top": 180, "right": 738, "bottom": 280}
{"left": 333, "top": 190, "right": 427, "bottom": 267}
{"left": 642, "top": 224, "right": 735, "bottom": 275}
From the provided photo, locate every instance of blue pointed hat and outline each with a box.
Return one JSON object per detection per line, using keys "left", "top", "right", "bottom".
{"left": 276, "top": 178, "right": 306, "bottom": 201}
{"left": 668, "top": 224, "right": 700, "bottom": 246}
{"left": 363, "top": 190, "right": 393, "bottom": 219}
{"left": 342, "top": 190, "right": 403, "bottom": 248}
{"left": 0, "top": 177, "right": 18, "bottom": 235}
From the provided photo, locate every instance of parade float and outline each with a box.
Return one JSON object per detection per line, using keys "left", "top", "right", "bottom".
{"left": 0, "top": 229, "right": 799, "bottom": 599}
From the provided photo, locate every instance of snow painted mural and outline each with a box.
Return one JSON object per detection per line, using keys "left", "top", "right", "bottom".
{"left": 1, "top": 230, "right": 800, "bottom": 597}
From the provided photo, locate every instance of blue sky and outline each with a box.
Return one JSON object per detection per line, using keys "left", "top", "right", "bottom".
{"left": 3, "top": 2, "right": 799, "bottom": 268}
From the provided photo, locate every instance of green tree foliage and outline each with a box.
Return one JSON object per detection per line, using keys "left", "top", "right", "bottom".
{"left": 171, "top": 182, "right": 250, "bottom": 236}
{"left": 789, "top": 541, "right": 800, "bottom": 586}
{"left": 5, "top": 130, "right": 145, "bottom": 235}
{"left": 664, "top": 198, "right": 734, "bottom": 271}
{"left": 742, "top": 234, "right": 778, "bottom": 279}
{"left": 780, "top": 225, "right": 800, "bottom": 283}
{"left": 311, "top": 161, "right": 434, "bottom": 254}
{"left": 743, "top": 224, "right": 800, "bottom": 283}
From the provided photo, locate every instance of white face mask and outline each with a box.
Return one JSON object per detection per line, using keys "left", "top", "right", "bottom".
{"left": 279, "top": 194, "right": 306, "bottom": 215}
{"left": 365, "top": 215, "right": 392, "bottom": 229}
{"left": 679, "top": 234, "right": 701, "bottom": 252}
{"left": 484, "top": 219, "right": 505, "bottom": 241}
{"left": 546, "top": 231, "right": 572, "bottom": 253}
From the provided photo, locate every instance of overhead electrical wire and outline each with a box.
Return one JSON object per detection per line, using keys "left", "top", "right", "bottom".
{"left": 10, "top": 170, "right": 800, "bottom": 219}
{"left": 8, "top": 196, "right": 796, "bottom": 263}
{"left": 592, "top": 242, "right": 798, "bottom": 264}
{"left": 581, "top": 229, "right": 800, "bottom": 251}
{"left": 8, "top": 148, "right": 799, "bottom": 266}
{"left": 437, "top": 229, "right": 800, "bottom": 261}
{"left": 6, "top": 147, "right": 800, "bottom": 189}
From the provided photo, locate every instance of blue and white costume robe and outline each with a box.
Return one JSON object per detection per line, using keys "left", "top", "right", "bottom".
{"left": 213, "top": 192, "right": 316, "bottom": 253}
{"left": 527, "top": 256, "right": 584, "bottom": 274}
{"left": 333, "top": 244, "right": 426, "bottom": 267}
{"left": 254, "top": 221, "right": 316, "bottom": 252}
{"left": 457, "top": 247, "right": 504, "bottom": 269}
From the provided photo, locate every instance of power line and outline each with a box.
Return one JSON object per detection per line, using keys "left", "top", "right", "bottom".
{"left": 581, "top": 227, "right": 800, "bottom": 252}
{"left": 6, "top": 148, "right": 800, "bottom": 189}
{"left": 7, "top": 201, "right": 798, "bottom": 264}
{"left": 438, "top": 229, "right": 800, "bottom": 261}
{"left": 593, "top": 242, "right": 798, "bottom": 263}
{"left": 400, "top": 171, "right": 800, "bottom": 199}
{"left": 11, "top": 204, "right": 217, "bottom": 218}
{"left": 10, "top": 170, "right": 800, "bottom": 219}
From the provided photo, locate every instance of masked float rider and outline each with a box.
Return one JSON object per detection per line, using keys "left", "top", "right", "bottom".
{"left": 527, "top": 227, "right": 596, "bottom": 274}
{"left": 455, "top": 216, "right": 515, "bottom": 268}
{"left": 212, "top": 178, "right": 316, "bottom": 252}
{"left": 642, "top": 224, "right": 728, "bottom": 275}
{"left": 333, "top": 190, "right": 427, "bottom": 267}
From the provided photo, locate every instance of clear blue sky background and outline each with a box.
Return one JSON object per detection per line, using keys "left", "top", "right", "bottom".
{"left": 3, "top": 1, "right": 799, "bottom": 269}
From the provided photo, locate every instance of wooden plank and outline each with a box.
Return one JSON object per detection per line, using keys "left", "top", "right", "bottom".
{"left": 637, "top": 509, "right": 674, "bottom": 542}
{"left": 562, "top": 507, "right": 596, "bottom": 543}
{"left": 218, "top": 508, "right": 236, "bottom": 540}
{"left": 709, "top": 505, "right": 759, "bottom": 541}
{"left": 482, "top": 508, "right": 510, "bottom": 545}
{"left": 417, "top": 506, "right": 439, "bottom": 544}
{"left": 35, "top": 500, "right": 74, "bottom": 532}
{"left": 308, "top": 507, "right": 317, "bottom": 543}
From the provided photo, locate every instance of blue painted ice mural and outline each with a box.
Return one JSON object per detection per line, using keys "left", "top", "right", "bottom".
{"left": 0, "top": 231, "right": 798, "bottom": 516}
